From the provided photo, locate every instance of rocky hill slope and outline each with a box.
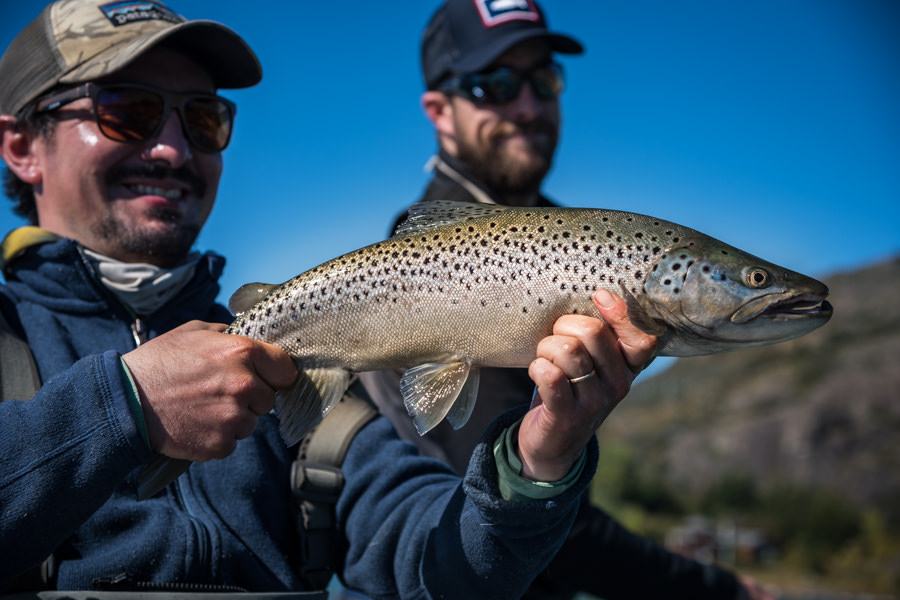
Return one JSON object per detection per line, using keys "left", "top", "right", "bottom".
{"left": 600, "top": 255, "right": 900, "bottom": 508}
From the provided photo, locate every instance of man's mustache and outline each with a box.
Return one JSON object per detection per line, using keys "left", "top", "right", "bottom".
{"left": 489, "top": 118, "right": 557, "bottom": 144}
{"left": 107, "top": 164, "right": 206, "bottom": 197}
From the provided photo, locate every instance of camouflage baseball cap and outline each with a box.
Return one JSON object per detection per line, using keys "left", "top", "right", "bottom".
{"left": 0, "top": 0, "right": 262, "bottom": 116}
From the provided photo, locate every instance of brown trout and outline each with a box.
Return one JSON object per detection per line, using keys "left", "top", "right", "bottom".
{"left": 138, "top": 201, "right": 831, "bottom": 498}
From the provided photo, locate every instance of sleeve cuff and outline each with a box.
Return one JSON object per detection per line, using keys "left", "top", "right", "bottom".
{"left": 118, "top": 357, "right": 150, "bottom": 449}
{"left": 493, "top": 418, "right": 587, "bottom": 502}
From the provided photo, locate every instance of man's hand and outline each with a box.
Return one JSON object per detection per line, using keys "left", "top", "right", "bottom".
{"left": 518, "top": 290, "right": 656, "bottom": 481}
{"left": 121, "top": 321, "right": 297, "bottom": 462}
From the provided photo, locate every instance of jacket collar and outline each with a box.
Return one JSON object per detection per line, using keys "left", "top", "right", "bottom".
{"left": 425, "top": 149, "right": 557, "bottom": 208}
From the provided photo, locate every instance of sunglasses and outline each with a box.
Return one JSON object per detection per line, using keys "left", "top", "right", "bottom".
{"left": 36, "top": 82, "right": 236, "bottom": 153}
{"left": 439, "top": 62, "right": 565, "bottom": 106}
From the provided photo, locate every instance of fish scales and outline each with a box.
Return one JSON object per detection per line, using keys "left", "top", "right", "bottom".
{"left": 227, "top": 207, "right": 697, "bottom": 371}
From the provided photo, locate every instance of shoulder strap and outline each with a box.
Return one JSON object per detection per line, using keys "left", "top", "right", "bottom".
{"left": 0, "top": 305, "right": 41, "bottom": 402}
{"left": 0, "top": 305, "right": 57, "bottom": 592}
{"left": 291, "top": 376, "right": 378, "bottom": 590}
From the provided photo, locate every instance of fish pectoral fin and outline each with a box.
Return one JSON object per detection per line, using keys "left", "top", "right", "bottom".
{"left": 619, "top": 283, "right": 668, "bottom": 337}
{"left": 227, "top": 282, "right": 281, "bottom": 316}
{"left": 400, "top": 361, "right": 474, "bottom": 435}
{"left": 446, "top": 366, "right": 480, "bottom": 431}
{"left": 137, "top": 455, "right": 192, "bottom": 500}
{"left": 277, "top": 363, "right": 350, "bottom": 446}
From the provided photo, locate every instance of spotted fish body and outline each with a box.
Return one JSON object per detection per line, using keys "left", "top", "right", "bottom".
{"left": 227, "top": 201, "right": 832, "bottom": 444}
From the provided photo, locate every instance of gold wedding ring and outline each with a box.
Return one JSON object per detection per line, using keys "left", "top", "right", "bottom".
{"left": 568, "top": 369, "right": 597, "bottom": 384}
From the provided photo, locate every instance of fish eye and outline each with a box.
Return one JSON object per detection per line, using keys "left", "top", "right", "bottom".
{"left": 746, "top": 268, "right": 770, "bottom": 288}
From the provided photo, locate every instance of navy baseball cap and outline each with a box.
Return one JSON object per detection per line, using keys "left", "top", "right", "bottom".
{"left": 422, "top": 0, "right": 584, "bottom": 89}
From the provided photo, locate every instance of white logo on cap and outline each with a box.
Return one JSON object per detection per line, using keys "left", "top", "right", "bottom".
{"left": 475, "top": 0, "right": 540, "bottom": 28}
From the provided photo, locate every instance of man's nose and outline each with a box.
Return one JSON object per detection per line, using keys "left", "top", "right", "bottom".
{"left": 505, "top": 79, "right": 543, "bottom": 122}
{"left": 141, "top": 110, "right": 193, "bottom": 166}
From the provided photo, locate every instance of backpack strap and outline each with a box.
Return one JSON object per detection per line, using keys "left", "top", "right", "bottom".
{"left": 0, "top": 304, "right": 41, "bottom": 402}
{"left": 291, "top": 376, "right": 378, "bottom": 590}
{"left": 0, "top": 304, "right": 58, "bottom": 592}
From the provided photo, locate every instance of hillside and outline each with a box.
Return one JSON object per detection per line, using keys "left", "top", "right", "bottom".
{"left": 599, "top": 255, "right": 900, "bottom": 509}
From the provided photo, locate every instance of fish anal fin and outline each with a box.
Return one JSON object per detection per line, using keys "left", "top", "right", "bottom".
{"left": 400, "top": 361, "right": 473, "bottom": 435}
{"left": 228, "top": 282, "right": 281, "bottom": 316}
{"left": 277, "top": 363, "right": 350, "bottom": 446}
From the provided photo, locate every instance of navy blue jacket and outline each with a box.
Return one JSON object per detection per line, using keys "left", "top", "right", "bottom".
{"left": 0, "top": 236, "right": 596, "bottom": 597}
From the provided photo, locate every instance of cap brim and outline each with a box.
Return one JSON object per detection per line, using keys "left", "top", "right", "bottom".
{"left": 452, "top": 30, "right": 583, "bottom": 75}
{"left": 59, "top": 20, "right": 261, "bottom": 89}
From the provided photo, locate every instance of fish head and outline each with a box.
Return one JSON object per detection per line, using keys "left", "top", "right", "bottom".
{"left": 635, "top": 238, "right": 833, "bottom": 356}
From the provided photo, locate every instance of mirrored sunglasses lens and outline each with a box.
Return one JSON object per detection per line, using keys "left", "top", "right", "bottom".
{"left": 96, "top": 87, "right": 163, "bottom": 142}
{"left": 481, "top": 70, "right": 522, "bottom": 104}
{"left": 532, "top": 66, "right": 564, "bottom": 99}
{"left": 184, "top": 98, "right": 233, "bottom": 151}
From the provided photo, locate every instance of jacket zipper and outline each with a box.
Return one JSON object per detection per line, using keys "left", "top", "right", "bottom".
{"left": 130, "top": 317, "right": 147, "bottom": 347}
{"left": 130, "top": 316, "right": 212, "bottom": 577}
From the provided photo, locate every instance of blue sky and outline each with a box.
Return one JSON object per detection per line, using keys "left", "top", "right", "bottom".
{"left": 2, "top": 0, "right": 898, "bottom": 309}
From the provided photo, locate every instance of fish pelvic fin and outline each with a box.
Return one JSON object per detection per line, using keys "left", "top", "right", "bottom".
{"left": 395, "top": 200, "right": 512, "bottom": 237}
{"left": 400, "top": 361, "right": 478, "bottom": 435}
{"left": 446, "top": 367, "right": 480, "bottom": 431}
{"left": 277, "top": 363, "right": 350, "bottom": 447}
{"left": 228, "top": 282, "right": 281, "bottom": 316}
{"left": 137, "top": 455, "right": 192, "bottom": 500}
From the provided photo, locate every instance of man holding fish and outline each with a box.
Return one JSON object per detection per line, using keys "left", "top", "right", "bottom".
{"left": 0, "top": 1, "right": 660, "bottom": 597}
{"left": 360, "top": 1, "right": 789, "bottom": 599}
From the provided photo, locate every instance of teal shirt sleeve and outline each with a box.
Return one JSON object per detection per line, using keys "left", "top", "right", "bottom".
{"left": 118, "top": 357, "right": 150, "bottom": 448}
{"left": 493, "top": 418, "right": 587, "bottom": 501}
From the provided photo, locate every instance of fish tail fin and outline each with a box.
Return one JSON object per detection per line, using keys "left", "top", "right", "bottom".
{"left": 400, "top": 361, "right": 478, "bottom": 435}
{"left": 277, "top": 362, "right": 350, "bottom": 446}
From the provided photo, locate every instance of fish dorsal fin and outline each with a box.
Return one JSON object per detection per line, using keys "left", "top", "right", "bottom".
{"left": 400, "top": 360, "right": 474, "bottom": 435}
{"left": 394, "top": 200, "right": 513, "bottom": 237}
{"left": 228, "top": 282, "right": 281, "bottom": 316}
{"left": 445, "top": 366, "right": 480, "bottom": 430}
{"left": 277, "top": 363, "right": 350, "bottom": 446}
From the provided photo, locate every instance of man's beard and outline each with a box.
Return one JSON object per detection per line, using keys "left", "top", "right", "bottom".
{"left": 95, "top": 163, "right": 206, "bottom": 266}
{"left": 92, "top": 207, "right": 200, "bottom": 266}
{"left": 456, "top": 118, "right": 558, "bottom": 198}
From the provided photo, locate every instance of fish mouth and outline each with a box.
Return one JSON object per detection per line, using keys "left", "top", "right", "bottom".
{"left": 731, "top": 293, "right": 833, "bottom": 324}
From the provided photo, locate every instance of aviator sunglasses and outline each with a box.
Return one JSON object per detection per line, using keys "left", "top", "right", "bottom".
{"left": 36, "top": 82, "right": 236, "bottom": 153}
{"left": 439, "top": 62, "right": 565, "bottom": 106}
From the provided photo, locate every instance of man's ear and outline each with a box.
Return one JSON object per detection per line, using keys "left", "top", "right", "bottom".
{"left": 421, "top": 91, "right": 456, "bottom": 138}
{"left": 421, "top": 91, "right": 458, "bottom": 154}
{"left": 0, "top": 115, "right": 43, "bottom": 185}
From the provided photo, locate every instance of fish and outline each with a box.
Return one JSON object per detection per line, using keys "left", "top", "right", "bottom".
{"left": 137, "top": 200, "right": 832, "bottom": 498}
